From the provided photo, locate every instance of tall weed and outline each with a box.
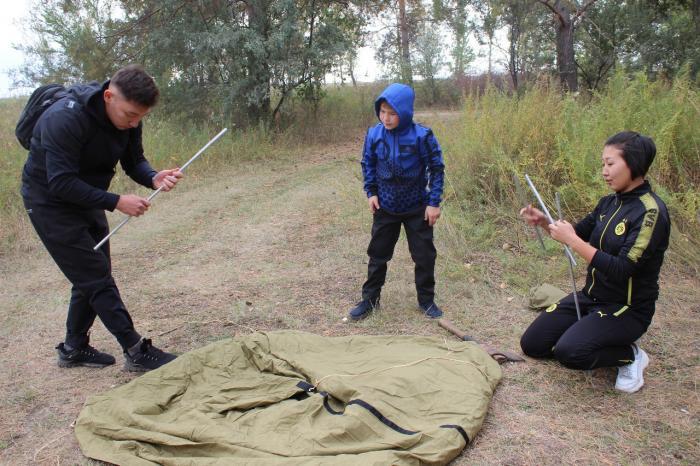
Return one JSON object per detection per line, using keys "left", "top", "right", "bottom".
{"left": 441, "top": 71, "right": 699, "bottom": 273}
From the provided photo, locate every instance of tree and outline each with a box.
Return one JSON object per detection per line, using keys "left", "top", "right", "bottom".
{"left": 577, "top": 0, "right": 700, "bottom": 88}
{"left": 14, "top": 0, "right": 125, "bottom": 86}
{"left": 413, "top": 21, "right": 446, "bottom": 103}
{"left": 375, "top": 0, "right": 427, "bottom": 82}
{"left": 399, "top": 0, "right": 413, "bottom": 83}
{"left": 433, "top": 0, "right": 474, "bottom": 78}
{"left": 471, "top": 0, "right": 500, "bottom": 75}
{"left": 498, "top": 1, "right": 546, "bottom": 92}
{"left": 537, "top": 0, "right": 598, "bottom": 92}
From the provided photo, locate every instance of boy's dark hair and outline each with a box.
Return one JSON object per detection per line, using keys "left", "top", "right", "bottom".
{"left": 604, "top": 131, "right": 656, "bottom": 179}
{"left": 110, "top": 64, "right": 159, "bottom": 107}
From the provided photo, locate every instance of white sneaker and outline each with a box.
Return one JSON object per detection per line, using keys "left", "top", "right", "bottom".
{"left": 615, "top": 344, "right": 649, "bottom": 393}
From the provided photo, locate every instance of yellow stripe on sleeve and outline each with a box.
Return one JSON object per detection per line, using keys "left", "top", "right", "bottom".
{"left": 627, "top": 194, "right": 659, "bottom": 263}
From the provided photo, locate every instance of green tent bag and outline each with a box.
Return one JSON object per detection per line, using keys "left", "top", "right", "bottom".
{"left": 75, "top": 331, "right": 502, "bottom": 465}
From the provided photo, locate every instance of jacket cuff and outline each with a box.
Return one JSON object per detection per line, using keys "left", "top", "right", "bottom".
{"left": 104, "top": 192, "right": 120, "bottom": 212}
{"left": 148, "top": 170, "right": 158, "bottom": 189}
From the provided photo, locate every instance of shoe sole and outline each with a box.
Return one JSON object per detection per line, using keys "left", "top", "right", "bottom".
{"left": 58, "top": 359, "right": 114, "bottom": 368}
{"left": 348, "top": 311, "right": 372, "bottom": 321}
{"left": 123, "top": 358, "right": 177, "bottom": 372}
{"left": 615, "top": 352, "right": 650, "bottom": 393}
{"left": 123, "top": 362, "right": 152, "bottom": 372}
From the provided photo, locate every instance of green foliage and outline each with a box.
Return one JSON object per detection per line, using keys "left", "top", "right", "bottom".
{"left": 413, "top": 23, "right": 447, "bottom": 104}
{"left": 0, "top": 99, "right": 29, "bottom": 249}
{"left": 433, "top": 0, "right": 475, "bottom": 77}
{"left": 15, "top": 0, "right": 369, "bottom": 127}
{"left": 14, "top": 0, "right": 123, "bottom": 86}
{"left": 578, "top": 0, "right": 700, "bottom": 90}
{"left": 441, "top": 71, "right": 699, "bottom": 269}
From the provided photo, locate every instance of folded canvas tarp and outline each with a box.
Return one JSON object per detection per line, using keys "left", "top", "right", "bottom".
{"left": 75, "top": 331, "right": 502, "bottom": 465}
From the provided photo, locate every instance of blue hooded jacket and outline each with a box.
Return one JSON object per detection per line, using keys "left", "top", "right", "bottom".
{"left": 361, "top": 83, "right": 445, "bottom": 214}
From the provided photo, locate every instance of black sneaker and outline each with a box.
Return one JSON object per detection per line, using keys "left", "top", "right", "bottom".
{"left": 124, "top": 338, "right": 177, "bottom": 372}
{"left": 419, "top": 302, "right": 444, "bottom": 319}
{"left": 349, "top": 297, "right": 380, "bottom": 321}
{"left": 56, "top": 343, "right": 116, "bottom": 368}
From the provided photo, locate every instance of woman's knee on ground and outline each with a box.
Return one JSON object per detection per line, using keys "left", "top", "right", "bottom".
{"left": 520, "top": 330, "right": 554, "bottom": 359}
{"left": 552, "top": 340, "right": 595, "bottom": 370}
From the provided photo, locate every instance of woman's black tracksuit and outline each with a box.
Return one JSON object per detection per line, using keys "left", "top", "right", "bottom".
{"left": 520, "top": 181, "right": 670, "bottom": 370}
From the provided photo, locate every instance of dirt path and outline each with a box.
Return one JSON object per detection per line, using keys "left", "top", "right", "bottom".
{"left": 1, "top": 138, "right": 698, "bottom": 465}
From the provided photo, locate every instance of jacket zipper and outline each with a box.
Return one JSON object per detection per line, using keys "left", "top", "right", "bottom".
{"left": 393, "top": 131, "right": 398, "bottom": 174}
{"left": 588, "top": 200, "right": 624, "bottom": 295}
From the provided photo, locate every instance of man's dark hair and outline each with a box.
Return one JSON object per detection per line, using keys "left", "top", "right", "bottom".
{"left": 110, "top": 64, "right": 159, "bottom": 107}
{"left": 604, "top": 131, "right": 657, "bottom": 179}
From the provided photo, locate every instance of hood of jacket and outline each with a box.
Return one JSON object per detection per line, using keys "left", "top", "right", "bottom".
{"left": 65, "top": 80, "right": 118, "bottom": 130}
{"left": 374, "top": 83, "right": 414, "bottom": 132}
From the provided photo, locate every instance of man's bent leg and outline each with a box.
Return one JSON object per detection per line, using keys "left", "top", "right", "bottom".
{"left": 64, "top": 286, "right": 97, "bottom": 349}
{"left": 25, "top": 204, "right": 141, "bottom": 350}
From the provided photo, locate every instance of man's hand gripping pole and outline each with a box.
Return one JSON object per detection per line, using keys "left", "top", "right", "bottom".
{"left": 94, "top": 128, "right": 228, "bottom": 250}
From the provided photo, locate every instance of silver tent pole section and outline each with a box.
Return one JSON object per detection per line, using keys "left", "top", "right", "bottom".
{"left": 556, "top": 192, "right": 582, "bottom": 321}
{"left": 523, "top": 174, "right": 577, "bottom": 266}
{"left": 94, "top": 128, "right": 229, "bottom": 251}
{"left": 513, "top": 174, "right": 546, "bottom": 250}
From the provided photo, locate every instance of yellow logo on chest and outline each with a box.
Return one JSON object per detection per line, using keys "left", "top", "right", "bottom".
{"left": 614, "top": 221, "right": 626, "bottom": 236}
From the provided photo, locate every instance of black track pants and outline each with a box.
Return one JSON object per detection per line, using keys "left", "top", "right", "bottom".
{"left": 361, "top": 207, "right": 436, "bottom": 305}
{"left": 24, "top": 201, "right": 142, "bottom": 350}
{"left": 520, "top": 292, "right": 651, "bottom": 370}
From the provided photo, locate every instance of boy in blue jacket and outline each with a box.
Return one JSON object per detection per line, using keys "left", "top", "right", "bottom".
{"left": 349, "top": 83, "right": 445, "bottom": 321}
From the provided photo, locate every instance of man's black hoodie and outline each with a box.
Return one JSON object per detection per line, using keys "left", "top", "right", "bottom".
{"left": 21, "top": 81, "right": 156, "bottom": 211}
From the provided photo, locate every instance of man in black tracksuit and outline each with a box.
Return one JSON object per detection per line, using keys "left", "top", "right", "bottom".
{"left": 520, "top": 132, "right": 670, "bottom": 393}
{"left": 21, "top": 65, "right": 182, "bottom": 372}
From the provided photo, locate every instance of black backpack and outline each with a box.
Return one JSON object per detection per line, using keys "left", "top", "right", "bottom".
{"left": 15, "top": 83, "right": 66, "bottom": 150}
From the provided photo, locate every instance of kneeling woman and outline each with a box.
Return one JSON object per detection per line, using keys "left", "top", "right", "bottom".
{"left": 520, "top": 132, "right": 670, "bottom": 393}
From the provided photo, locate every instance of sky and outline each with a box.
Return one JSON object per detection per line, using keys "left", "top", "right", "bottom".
{"left": 1, "top": 0, "right": 32, "bottom": 97}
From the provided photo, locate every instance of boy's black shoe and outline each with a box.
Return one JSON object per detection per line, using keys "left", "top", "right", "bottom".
{"left": 56, "top": 342, "right": 116, "bottom": 368}
{"left": 419, "top": 302, "right": 444, "bottom": 319}
{"left": 348, "top": 297, "right": 380, "bottom": 321}
{"left": 124, "top": 338, "right": 177, "bottom": 372}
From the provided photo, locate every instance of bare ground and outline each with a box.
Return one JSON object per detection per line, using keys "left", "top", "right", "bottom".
{"left": 0, "top": 137, "right": 698, "bottom": 465}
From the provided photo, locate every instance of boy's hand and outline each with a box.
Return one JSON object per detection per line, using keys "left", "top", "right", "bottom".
{"left": 368, "top": 196, "right": 380, "bottom": 213}
{"left": 425, "top": 206, "right": 441, "bottom": 226}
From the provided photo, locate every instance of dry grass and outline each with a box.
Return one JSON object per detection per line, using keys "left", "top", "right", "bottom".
{"left": 0, "top": 116, "right": 698, "bottom": 465}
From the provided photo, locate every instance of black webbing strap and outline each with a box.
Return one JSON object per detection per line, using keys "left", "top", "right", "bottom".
{"left": 440, "top": 424, "right": 470, "bottom": 445}
{"left": 296, "top": 381, "right": 468, "bottom": 443}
